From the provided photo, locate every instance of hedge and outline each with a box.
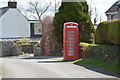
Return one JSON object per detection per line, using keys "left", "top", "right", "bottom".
{"left": 79, "top": 42, "right": 119, "bottom": 62}
{"left": 95, "top": 19, "right": 120, "bottom": 45}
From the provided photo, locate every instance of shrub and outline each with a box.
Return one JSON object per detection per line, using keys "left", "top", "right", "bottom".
{"left": 12, "top": 37, "right": 31, "bottom": 47}
{"left": 53, "top": 2, "right": 95, "bottom": 43}
{"left": 80, "top": 42, "right": 119, "bottom": 62}
{"left": 95, "top": 19, "right": 120, "bottom": 45}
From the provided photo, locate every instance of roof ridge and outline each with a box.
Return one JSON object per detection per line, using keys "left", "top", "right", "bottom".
{"left": 105, "top": 1, "right": 119, "bottom": 13}
{"left": 0, "top": 7, "right": 9, "bottom": 17}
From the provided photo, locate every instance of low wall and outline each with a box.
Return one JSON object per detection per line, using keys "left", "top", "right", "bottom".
{"left": 34, "top": 46, "right": 41, "bottom": 57}
{"left": 80, "top": 42, "right": 119, "bottom": 62}
{"left": 0, "top": 41, "right": 21, "bottom": 57}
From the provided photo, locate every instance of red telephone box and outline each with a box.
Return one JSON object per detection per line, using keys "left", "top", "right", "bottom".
{"left": 63, "top": 22, "right": 79, "bottom": 60}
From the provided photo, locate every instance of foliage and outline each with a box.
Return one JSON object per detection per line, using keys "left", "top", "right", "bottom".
{"left": 20, "top": 52, "right": 29, "bottom": 55}
{"left": 53, "top": 2, "right": 95, "bottom": 43}
{"left": 41, "top": 16, "right": 63, "bottom": 56}
{"left": 12, "top": 37, "right": 32, "bottom": 47}
{"left": 80, "top": 42, "right": 119, "bottom": 62}
{"left": 95, "top": 19, "right": 120, "bottom": 45}
{"left": 35, "top": 41, "right": 41, "bottom": 47}
{"left": 73, "top": 58, "right": 119, "bottom": 76}
{"left": 13, "top": 37, "right": 40, "bottom": 47}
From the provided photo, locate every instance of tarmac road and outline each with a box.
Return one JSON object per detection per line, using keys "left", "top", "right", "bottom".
{"left": 0, "top": 56, "right": 119, "bottom": 79}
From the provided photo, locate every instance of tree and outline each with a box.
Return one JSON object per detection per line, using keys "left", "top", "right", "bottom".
{"left": 40, "top": 16, "right": 63, "bottom": 56}
{"left": 94, "top": 7, "right": 98, "bottom": 25}
{"left": 88, "top": 4, "right": 93, "bottom": 20}
{"left": 25, "top": 0, "right": 52, "bottom": 21}
{"left": 53, "top": 2, "right": 95, "bottom": 43}
{"left": 54, "top": 0, "right": 61, "bottom": 13}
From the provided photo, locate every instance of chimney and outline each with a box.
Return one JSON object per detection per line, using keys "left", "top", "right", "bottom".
{"left": 8, "top": 0, "right": 17, "bottom": 8}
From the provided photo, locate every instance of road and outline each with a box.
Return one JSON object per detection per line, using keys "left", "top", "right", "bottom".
{"left": 0, "top": 56, "right": 119, "bottom": 79}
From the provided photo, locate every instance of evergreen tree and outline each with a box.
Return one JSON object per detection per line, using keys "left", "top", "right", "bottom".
{"left": 53, "top": 2, "right": 95, "bottom": 43}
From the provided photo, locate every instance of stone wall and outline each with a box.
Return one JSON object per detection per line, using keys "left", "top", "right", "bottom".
{"left": 0, "top": 41, "right": 21, "bottom": 57}
{"left": 34, "top": 46, "right": 41, "bottom": 57}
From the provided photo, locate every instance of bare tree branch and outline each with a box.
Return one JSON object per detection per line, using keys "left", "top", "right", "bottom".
{"left": 25, "top": 0, "right": 52, "bottom": 21}
{"left": 40, "top": 2, "right": 52, "bottom": 17}
{"left": 54, "top": 0, "right": 61, "bottom": 13}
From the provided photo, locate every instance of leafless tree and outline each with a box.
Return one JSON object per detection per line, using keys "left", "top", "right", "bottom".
{"left": 88, "top": 4, "right": 93, "bottom": 20}
{"left": 26, "top": 0, "right": 52, "bottom": 21}
{"left": 99, "top": 14, "right": 102, "bottom": 22}
{"left": 54, "top": 0, "right": 61, "bottom": 13}
{"left": 94, "top": 7, "right": 98, "bottom": 25}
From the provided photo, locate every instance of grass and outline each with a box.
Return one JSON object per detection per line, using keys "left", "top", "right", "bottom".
{"left": 20, "top": 52, "right": 29, "bottom": 55}
{"left": 73, "top": 58, "right": 119, "bottom": 76}
{"left": 80, "top": 42, "right": 97, "bottom": 46}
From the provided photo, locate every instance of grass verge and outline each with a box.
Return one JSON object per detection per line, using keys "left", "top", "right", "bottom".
{"left": 73, "top": 58, "right": 119, "bottom": 76}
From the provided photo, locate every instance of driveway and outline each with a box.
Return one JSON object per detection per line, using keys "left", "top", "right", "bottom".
{"left": 0, "top": 55, "right": 119, "bottom": 79}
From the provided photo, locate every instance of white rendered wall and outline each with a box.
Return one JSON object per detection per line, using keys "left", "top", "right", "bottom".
{"left": 0, "top": 17, "right": 2, "bottom": 39}
{"left": 107, "top": 14, "right": 118, "bottom": 20}
{"left": 0, "top": 9, "right": 30, "bottom": 39}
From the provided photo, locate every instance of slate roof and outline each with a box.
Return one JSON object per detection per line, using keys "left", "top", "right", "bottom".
{"left": 105, "top": 1, "right": 120, "bottom": 13}
{"left": 0, "top": 7, "right": 9, "bottom": 17}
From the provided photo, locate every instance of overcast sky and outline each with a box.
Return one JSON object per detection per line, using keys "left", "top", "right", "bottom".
{"left": 86, "top": 0, "right": 117, "bottom": 23}
{"left": 0, "top": 0, "right": 118, "bottom": 23}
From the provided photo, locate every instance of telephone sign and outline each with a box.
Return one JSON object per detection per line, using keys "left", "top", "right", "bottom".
{"left": 63, "top": 22, "right": 79, "bottom": 60}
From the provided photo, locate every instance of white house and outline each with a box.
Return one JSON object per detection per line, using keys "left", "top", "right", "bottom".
{"left": 105, "top": 0, "right": 120, "bottom": 20}
{"left": 0, "top": 1, "right": 30, "bottom": 39}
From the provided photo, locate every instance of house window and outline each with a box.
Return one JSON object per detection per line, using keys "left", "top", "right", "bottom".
{"left": 111, "top": 15, "right": 114, "bottom": 20}
{"left": 34, "top": 23, "right": 42, "bottom": 34}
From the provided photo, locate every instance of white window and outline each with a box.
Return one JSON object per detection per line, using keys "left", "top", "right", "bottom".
{"left": 111, "top": 15, "right": 114, "bottom": 20}
{"left": 34, "top": 23, "right": 42, "bottom": 34}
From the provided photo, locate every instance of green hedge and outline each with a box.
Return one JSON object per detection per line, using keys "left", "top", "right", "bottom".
{"left": 80, "top": 42, "right": 119, "bottom": 62}
{"left": 95, "top": 19, "right": 120, "bottom": 45}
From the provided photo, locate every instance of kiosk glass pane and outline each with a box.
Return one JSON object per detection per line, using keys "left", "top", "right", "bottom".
{"left": 68, "top": 47, "right": 75, "bottom": 50}
{"left": 68, "top": 41, "right": 75, "bottom": 43}
{"left": 68, "top": 44, "right": 75, "bottom": 46}
{"left": 69, "top": 34, "right": 75, "bottom": 36}
{"left": 68, "top": 53, "right": 75, "bottom": 56}
{"left": 68, "top": 47, "right": 75, "bottom": 56}
{"left": 69, "top": 37, "right": 75, "bottom": 40}
{"left": 68, "top": 51, "right": 75, "bottom": 56}
{"left": 69, "top": 31, "right": 75, "bottom": 33}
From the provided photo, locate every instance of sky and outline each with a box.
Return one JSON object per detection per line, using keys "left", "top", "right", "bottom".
{"left": 0, "top": 0, "right": 118, "bottom": 23}
{"left": 86, "top": 0, "right": 117, "bottom": 23}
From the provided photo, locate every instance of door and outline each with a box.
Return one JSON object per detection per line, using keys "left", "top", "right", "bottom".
{"left": 64, "top": 28, "right": 79, "bottom": 60}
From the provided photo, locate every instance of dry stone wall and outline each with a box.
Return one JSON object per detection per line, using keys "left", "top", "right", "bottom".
{"left": 0, "top": 41, "right": 21, "bottom": 57}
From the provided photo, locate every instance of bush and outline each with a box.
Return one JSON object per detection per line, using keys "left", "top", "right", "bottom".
{"left": 12, "top": 37, "right": 31, "bottom": 47}
{"left": 95, "top": 19, "right": 120, "bottom": 45}
{"left": 80, "top": 42, "right": 119, "bottom": 62}
{"left": 53, "top": 2, "right": 95, "bottom": 43}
